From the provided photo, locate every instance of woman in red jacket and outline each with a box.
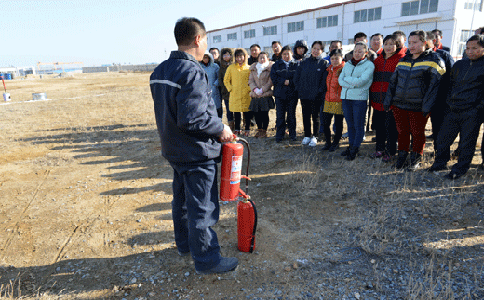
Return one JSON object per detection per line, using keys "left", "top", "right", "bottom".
{"left": 369, "top": 34, "right": 406, "bottom": 162}
{"left": 321, "top": 49, "right": 345, "bottom": 152}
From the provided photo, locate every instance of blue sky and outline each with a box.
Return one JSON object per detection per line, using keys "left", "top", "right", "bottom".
{"left": 2, "top": 0, "right": 339, "bottom": 67}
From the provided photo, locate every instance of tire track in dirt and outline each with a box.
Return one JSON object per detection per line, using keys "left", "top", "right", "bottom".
{"left": 1, "top": 169, "right": 51, "bottom": 252}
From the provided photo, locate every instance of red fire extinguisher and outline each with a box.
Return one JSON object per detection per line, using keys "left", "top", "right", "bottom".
{"left": 220, "top": 136, "right": 257, "bottom": 253}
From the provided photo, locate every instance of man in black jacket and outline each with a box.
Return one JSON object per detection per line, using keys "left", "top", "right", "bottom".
{"left": 425, "top": 31, "right": 455, "bottom": 143}
{"left": 428, "top": 34, "right": 484, "bottom": 179}
{"left": 150, "top": 17, "right": 237, "bottom": 274}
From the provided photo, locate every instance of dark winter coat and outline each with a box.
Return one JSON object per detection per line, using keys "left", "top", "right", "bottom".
{"left": 218, "top": 48, "right": 234, "bottom": 100}
{"left": 383, "top": 49, "right": 446, "bottom": 113}
{"left": 293, "top": 55, "right": 329, "bottom": 99}
{"left": 446, "top": 55, "right": 484, "bottom": 112}
{"left": 432, "top": 49, "right": 455, "bottom": 111}
{"left": 150, "top": 51, "right": 223, "bottom": 163}
{"left": 270, "top": 59, "right": 299, "bottom": 99}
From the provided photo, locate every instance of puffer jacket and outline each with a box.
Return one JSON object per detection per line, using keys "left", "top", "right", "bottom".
{"left": 200, "top": 53, "right": 222, "bottom": 109}
{"left": 270, "top": 59, "right": 299, "bottom": 99}
{"left": 294, "top": 55, "right": 329, "bottom": 99}
{"left": 369, "top": 47, "right": 406, "bottom": 111}
{"left": 339, "top": 58, "right": 375, "bottom": 100}
{"left": 324, "top": 61, "right": 345, "bottom": 102}
{"left": 218, "top": 48, "right": 234, "bottom": 100}
{"left": 249, "top": 61, "right": 274, "bottom": 98}
{"left": 223, "top": 56, "right": 251, "bottom": 112}
{"left": 293, "top": 40, "right": 308, "bottom": 61}
{"left": 446, "top": 55, "right": 484, "bottom": 112}
{"left": 384, "top": 49, "right": 445, "bottom": 113}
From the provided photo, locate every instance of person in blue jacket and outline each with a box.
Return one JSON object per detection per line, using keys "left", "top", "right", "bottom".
{"left": 339, "top": 41, "right": 375, "bottom": 160}
{"left": 270, "top": 45, "right": 299, "bottom": 142}
{"left": 150, "top": 17, "right": 237, "bottom": 275}
{"left": 200, "top": 52, "right": 222, "bottom": 118}
{"left": 294, "top": 41, "right": 329, "bottom": 146}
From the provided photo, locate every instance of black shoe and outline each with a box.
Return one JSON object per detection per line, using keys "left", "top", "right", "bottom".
{"left": 426, "top": 134, "right": 434, "bottom": 139}
{"left": 321, "top": 142, "right": 332, "bottom": 151}
{"left": 196, "top": 257, "right": 238, "bottom": 275}
{"left": 392, "top": 151, "right": 409, "bottom": 169}
{"left": 371, "top": 137, "right": 377, "bottom": 142}
{"left": 428, "top": 164, "right": 447, "bottom": 172}
{"left": 406, "top": 152, "right": 422, "bottom": 171}
{"left": 328, "top": 143, "right": 340, "bottom": 152}
{"left": 341, "top": 147, "right": 350, "bottom": 157}
{"left": 345, "top": 147, "right": 359, "bottom": 161}
{"left": 444, "top": 172, "right": 463, "bottom": 180}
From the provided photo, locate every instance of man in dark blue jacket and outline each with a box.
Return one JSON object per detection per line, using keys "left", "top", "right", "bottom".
{"left": 428, "top": 34, "right": 484, "bottom": 179}
{"left": 150, "top": 17, "right": 236, "bottom": 274}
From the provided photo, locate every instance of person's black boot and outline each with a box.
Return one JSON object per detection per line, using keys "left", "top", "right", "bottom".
{"left": 329, "top": 143, "right": 340, "bottom": 152}
{"left": 345, "top": 146, "right": 359, "bottom": 161}
{"left": 322, "top": 142, "right": 332, "bottom": 151}
{"left": 407, "top": 152, "right": 422, "bottom": 171}
{"left": 341, "top": 147, "right": 350, "bottom": 157}
{"left": 392, "top": 151, "right": 409, "bottom": 169}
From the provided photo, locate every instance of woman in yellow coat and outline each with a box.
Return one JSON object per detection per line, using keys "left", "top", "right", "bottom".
{"left": 224, "top": 48, "right": 252, "bottom": 136}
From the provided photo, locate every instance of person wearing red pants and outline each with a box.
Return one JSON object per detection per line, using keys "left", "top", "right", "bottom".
{"left": 383, "top": 30, "right": 446, "bottom": 170}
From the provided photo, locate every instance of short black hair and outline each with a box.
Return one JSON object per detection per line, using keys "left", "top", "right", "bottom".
{"left": 174, "top": 17, "right": 206, "bottom": 46}
{"left": 281, "top": 45, "right": 292, "bottom": 53}
{"left": 311, "top": 41, "right": 325, "bottom": 49}
{"left": 329, "top": 49, "right": 343, "bottom": 57}
{"left": 476, "top": 27, "right": 484, "bottom": 35}
{"left": 258, "top": 51, "right": 269, "bottom": 59}
{"left": 330, "top": 40, "right": 342, "bottom": 47}
{"left": 409, "top": 30, "right": 427, "bottom": 45}
{"left": 383, "top": 34, "right": 399, "bottom": 47}
{"left": 393, "top": 30, "right": 407, "bottom": 40}
{"left": 209, "top": 47, "right": 219, "bottom": 53}
{"left": 468, "top": 34, "right": 484, "bottom": 48}
{"left": 354, "top": 32, "right": 367, "bottom": 40}
{"left": 370, "top": 33, "right": 383, "bottom": 40}
{"left": 272, "top": 41, "right": 282, "bottom": 46}
{"left": 354, "top": 41, "right": 368, "bottom": 52}
{"left": 431, "top": 29, "right": 443, "bottom": 37}
{"left": 250, "top": 44, "right": 261, "bottom": 50}
{"left": 426, "top": 31, "right": 436, "bottom": 41}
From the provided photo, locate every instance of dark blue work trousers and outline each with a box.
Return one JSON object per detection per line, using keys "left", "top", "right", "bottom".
{"left": 169, "top": 160, "right": 221, "bottom": 272}
{"left": 275, "top": 97, "right": 298, "bottom": 141}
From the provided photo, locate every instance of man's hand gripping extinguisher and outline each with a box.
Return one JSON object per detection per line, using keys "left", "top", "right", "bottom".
{"left": 220, "top": 136, "right": 257, "bottom": 253}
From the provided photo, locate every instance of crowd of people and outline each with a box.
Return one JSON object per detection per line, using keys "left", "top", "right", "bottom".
{"left": 152, "top": 17, "right": 483, "bottom": 276}
{"left": 204, "top": 27, "right": 484, "bottom": 179}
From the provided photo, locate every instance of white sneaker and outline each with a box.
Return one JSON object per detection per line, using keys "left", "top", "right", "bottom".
{"left": 301, "top": 137, "right": 311, "bottom": 145}
{"left": 362, "top": 134, "right": 366, "bottom": 142}
{"left": 308, "top": 136, "right": 318, "bottom": 147}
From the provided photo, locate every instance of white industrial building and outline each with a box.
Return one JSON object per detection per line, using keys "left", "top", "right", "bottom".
{"left": 207, "top": 0, "right": 484, "bottom": 58}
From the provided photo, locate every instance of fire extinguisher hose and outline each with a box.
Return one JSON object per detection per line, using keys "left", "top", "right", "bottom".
{"left": 236, "top": 137, "right": 250, "bottom": 197}
{"left": 248, "top": 199, "right": 257, "bottom": 253}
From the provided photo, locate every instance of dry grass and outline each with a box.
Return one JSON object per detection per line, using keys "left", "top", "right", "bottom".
{"left": 1, "top": 72, "right": 483, "bottom": 299}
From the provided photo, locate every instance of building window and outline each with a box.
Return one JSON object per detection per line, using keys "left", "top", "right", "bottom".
{"left": 354, "top": 7, "right": 381, "bottom": 23}
{"left": 213, "top": 35, "right": 221, "bottom": 43}
{"left": 465, "top": 0, "right": 483, "bottom": 11}
{"left": 288, "top": 21, "right": 304, "bottom": 33}
{"left": 458, "top": 30, "right": 474, "bottom": 55}
{"left": 402, "top": 0, "right": 438, "bottom": 16}
{"left": 244, "top": 29, "right": 255, "bottom": 39}
{"left": 263, "top": 25, "right": 277, "bottom": 36}
{"left": 227, "top": 33, "right": 237, "bottom": 41}
{"left": 316, "top": 15, "right": 338, "bottom": 28}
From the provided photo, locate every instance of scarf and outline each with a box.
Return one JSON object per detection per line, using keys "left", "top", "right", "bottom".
{"left": 351, "top": 57, "right": 363, "bottom": 66}
{"left": 256, "top": 61, "right": 269, "bottom": 76}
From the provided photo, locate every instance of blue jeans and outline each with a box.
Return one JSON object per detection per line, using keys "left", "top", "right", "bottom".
{"left": 170, "top": 161, "right": 221, "bottom": 272}
{"left": 342, "top": 99, "right": 368, "bottom": 149}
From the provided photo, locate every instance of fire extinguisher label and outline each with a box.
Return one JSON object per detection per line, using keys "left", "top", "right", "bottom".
{"left": 230, "top": 155, "right": 242, "bottom": 184}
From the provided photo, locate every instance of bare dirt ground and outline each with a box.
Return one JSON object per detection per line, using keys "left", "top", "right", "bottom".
{"left": 0, "top": 72, "right": 483, "bottom": 300}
